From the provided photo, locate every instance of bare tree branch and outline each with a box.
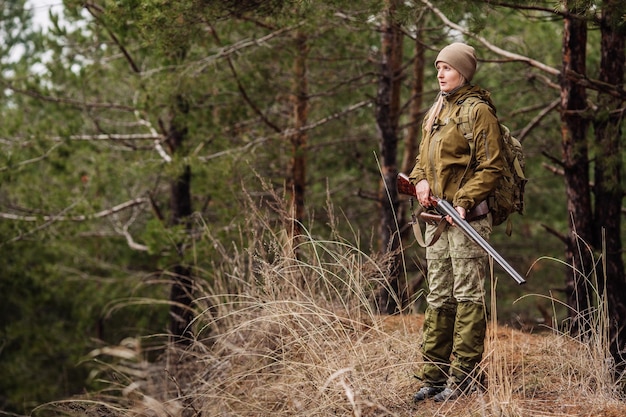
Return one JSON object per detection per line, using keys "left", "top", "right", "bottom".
{"left": 199, "top": 99, "right": 373, "bottom": 161}
{"left": 541, "top": 223, "right": 568, "bottom": 244}
{"left": 527, "top": 72, "right": 561, "bottom": 91}
{"left": 84, "top": 4, "right": 172, "bottom": 163}
{"left": 421, "top": 0, "right": 560, "bottom": 76}
{"left": 0, "top": 80, "right": 135, "bottom": 111}
{"left": 517, "top": 98, "right": 561, "bottom": 142}
{"left": 485, "top": 1, "right": 583, "bottom": 19}
{"left": 208, "top": 24, "right": 282, "bottom": 133}
{"left": 24, "top": 133, "right": 163, "bottom": 142}
{"left": 0, "top": 143, "right": 62, "bottom": 172}
{"left": 111, "top": 211, "right": 150, "bottom": 252}
{"left": 85, "top": 2, "right": 141, "bottom": 74}
{"left": 1, "top": 197, "right": 150, "bottom": 250}
{"left": 290, "top": 99, "right": 372, "bottom": 133}
{"left": 543, "top": 163, "right": 626, "bottom": 213}
{"left": 542, "top": 160, "right": 564, "bottom": 173}
{"left": 133, "top": 92, "right": 172, "bottom": 163}
{"left": 564, "top": 69, "right": 626, "bottom": 99}
{"left": 422, "top": 0, "right": 626, "bottom": 100}
{"left": 2, "top": 201, "right": 80, "bottom": 245}
{"left": 0, "top": 198, "right": 148, "bottom": 222}
{"left": 191, "top": 23, "right": 305, "bottom": 76}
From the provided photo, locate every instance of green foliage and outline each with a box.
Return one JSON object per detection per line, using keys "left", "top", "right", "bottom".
{"left": 0, "top": 230, "right": 169, "bottom": 412}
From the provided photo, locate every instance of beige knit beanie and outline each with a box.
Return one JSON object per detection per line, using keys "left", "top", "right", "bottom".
{"left": 435, "top": 43, "right": 477, "bottom": 81}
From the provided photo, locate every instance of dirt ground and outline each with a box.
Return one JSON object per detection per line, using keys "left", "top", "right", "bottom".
{"left": 378, "top": 314, "right": 626, "bottom": 417}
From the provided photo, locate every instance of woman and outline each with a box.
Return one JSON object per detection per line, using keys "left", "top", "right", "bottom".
{"left": 408, "top": 43, "right": 505, "bottom": 402}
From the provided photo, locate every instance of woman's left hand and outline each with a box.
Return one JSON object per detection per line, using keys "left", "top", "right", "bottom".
{"left": 446, "top": 206, "right": 466, "bottom": 225}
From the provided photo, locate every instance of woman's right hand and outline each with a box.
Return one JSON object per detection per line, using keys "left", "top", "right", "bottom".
{"left": 415, "top": 179, "right": 432, "bottom": 207}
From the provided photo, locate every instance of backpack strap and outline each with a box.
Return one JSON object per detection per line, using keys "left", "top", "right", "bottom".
{"left": 454, "top": 96, "right": 483, "bottom": 192}
{"left": 456, "top": 97, "right": 482, "bottom": 140}
{"left": 454, "top": 95, "right": 484, "bottom": 145}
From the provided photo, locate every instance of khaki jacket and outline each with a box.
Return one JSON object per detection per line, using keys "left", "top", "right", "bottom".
{"left": 409, "top": 85, "right": 504, "bottom": 211}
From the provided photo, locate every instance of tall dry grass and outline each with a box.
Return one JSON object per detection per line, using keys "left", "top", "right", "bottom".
{"left": 30, "top": 193, "right": 626, "bottom": 417}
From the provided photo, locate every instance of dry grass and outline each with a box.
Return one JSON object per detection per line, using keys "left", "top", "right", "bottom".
{"left": 31, "top": 194, "right": 626, "bottom": 417}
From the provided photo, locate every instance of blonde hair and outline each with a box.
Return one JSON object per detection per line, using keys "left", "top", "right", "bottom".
{"left": 424, "top": 75, "right": 467, "bottom": 133}
{"left": 424, "top": 94, "right": 445, "bottom": 133}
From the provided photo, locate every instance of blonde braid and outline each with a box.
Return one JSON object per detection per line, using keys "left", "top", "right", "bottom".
{"left": 424, "top": 93, "right": 444, "bottom": 133}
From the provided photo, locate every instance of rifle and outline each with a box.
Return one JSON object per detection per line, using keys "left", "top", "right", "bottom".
{"left": 397, "top": 173, "right": 526, "bottom": 285}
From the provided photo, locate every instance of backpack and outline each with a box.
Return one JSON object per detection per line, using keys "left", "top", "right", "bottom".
{"left": 455, "top": 96, "right": 527, "bottom": 235}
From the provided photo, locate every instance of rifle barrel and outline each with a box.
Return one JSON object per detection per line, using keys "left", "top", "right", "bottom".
{"left": 432, "top": 197, "right": 526, "bottom": 285}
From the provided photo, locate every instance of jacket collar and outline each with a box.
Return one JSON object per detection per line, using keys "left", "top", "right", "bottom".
{"left": 442, "top": 84, "right": 496, "bottom": 111}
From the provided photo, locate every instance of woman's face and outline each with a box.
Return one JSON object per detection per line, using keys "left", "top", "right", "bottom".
{"left": 436, "top": 62, "right": 464, "bottom": 93}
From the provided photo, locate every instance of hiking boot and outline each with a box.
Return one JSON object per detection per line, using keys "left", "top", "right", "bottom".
{"left": 432, "top": 387, "right": 459, "bottom": 402}
{"left": 433, "top": 383, "right": 476, "bottom": 402}
{"left": 412, "top": 385, "right": 445, "bottom": 402}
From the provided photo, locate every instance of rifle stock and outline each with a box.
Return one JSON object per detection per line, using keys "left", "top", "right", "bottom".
{"left": 397, "top": 173, "right": 417, "bottom": 198}
{"left": 397, "top": 173, "right": 526, "bottom": 285}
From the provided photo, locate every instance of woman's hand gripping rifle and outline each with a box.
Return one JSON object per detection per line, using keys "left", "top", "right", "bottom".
{"left": 397, "top": 173, "right": 526, "bottom": 285}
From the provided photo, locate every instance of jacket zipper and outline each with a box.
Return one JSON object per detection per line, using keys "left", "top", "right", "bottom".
{"left": 428, "top": 131, "right": 440, "bottom": 198}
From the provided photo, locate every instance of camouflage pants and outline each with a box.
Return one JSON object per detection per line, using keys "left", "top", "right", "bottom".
{"left": 418, "top": 215, "right": 491, "bottom": 386}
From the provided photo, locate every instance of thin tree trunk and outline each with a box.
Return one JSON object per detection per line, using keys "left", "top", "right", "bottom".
{"left": 167, "top": 97, "right": 194, "bottom": 346}
{"left": 286, "top": 31, "right": 309, "bottom": 244}
{"left": 399, "top": 20, "right": 425, "bottom": 242}
{"left": 561, "top": 1, "right": 593, "bottom": 335}
{"left": 168, "top": 165, "right": 193, "bottom": 345}
{"left": 594, "top": 0, "right": 626, "bottom": 371}
{"left": 401, "top": 23, "right": 424, "bottom": 175}
{"left": 376, "top": 0, "right": 406, "bottom": 314}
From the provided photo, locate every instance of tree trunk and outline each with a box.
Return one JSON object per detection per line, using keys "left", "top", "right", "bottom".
{"left": 286, "top": 31, "right": 309, "bottom": 244}
{"left": 594, "top": 0, "right": 626, "bottom": 370}
{"left": 400, "top": 22, "right": 424, "bottom": 176}
{"left": 168, "top": 165, "right": 194, "bottom": 345}
{"left": 560, "top": 2, "right": 593, "bottom": 335}
{"left": 375, "top": 0, "right": 406, "bottom": 314}
{"left": 399, "top": 20, "right": 425, "bottom": 242}
{"left": 167, "top": 98, "right": 195, "bottom": 346}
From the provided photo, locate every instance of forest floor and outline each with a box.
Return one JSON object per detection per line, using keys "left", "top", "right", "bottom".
{"left": 59, "top": 295, "right": 626, "bottom": 417}
{"left": 378, "top": 314, "right": 626, "bottom": 417}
